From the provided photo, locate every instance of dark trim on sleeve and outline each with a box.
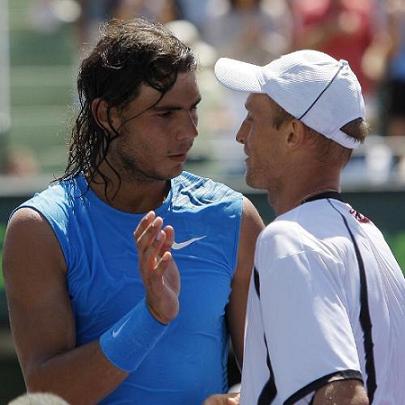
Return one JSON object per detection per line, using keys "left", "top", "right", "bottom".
{"left": 253, "top": 267, "right": 277, "bottom": 404}
{"left": 328, "top": 200, "right": 377, "bottom": 401}
{"left": 254, "top": 266, "right": 260, "bottom": 298}
{"left": 257, "top": 336, "right": 277, "bottom": 405}
{"left": 284, "top": 369, "right": 363, "bottom": 405}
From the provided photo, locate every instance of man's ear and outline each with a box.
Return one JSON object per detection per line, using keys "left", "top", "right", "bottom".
{"left": 91, "top": 98, "right": 121, "bottom": 132}
{"left": 286, "top": 119, "right": 306, "bottom": 149}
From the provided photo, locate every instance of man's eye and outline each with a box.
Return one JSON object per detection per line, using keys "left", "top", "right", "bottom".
{"left": 159, "top": 111, "right": 173, "bottom": 118}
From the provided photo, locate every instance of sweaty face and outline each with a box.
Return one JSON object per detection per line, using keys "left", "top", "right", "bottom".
{"left": 108, "top": 71, "right": 201, "bottom": 183}
{"left": 236, "top": 94, "right": 287, "bottom": 191}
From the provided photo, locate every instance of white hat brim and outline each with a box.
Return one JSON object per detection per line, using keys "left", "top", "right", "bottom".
{"left": 214, "top": 58, "right": 263, "bottom": 93}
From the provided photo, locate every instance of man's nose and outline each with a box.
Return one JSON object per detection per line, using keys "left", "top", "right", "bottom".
{"left": 236, "top": 120, "right": 249, "bottom": 144}
{"left": 176, "top": 111, "right": 198, "bottom": 140}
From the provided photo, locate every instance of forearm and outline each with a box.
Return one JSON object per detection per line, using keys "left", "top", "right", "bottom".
{"left": 25, "top": 340, "right": 126, "bottom": 405}
{"left": 313, "top": 380, "right": 369, "bottom": 405}
{"left": 24, "top": 299, "right": 169, "bottom": 404}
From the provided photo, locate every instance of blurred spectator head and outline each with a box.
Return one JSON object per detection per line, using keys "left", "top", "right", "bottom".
{"left": 113, "top": 0, "right": 183, "bottom": 24}
{"left": 5, "top": 148, "right": 39, "bottom": 177}
{"left": 165, "top": 20, "right": 217, "bottom": 68}
{"left": 229, "top": 0, "right": 262, "bottom": 9}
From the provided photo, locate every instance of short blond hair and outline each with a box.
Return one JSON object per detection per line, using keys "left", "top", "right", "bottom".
{"left": 272, "top": 103, "right": 368, "bottom": 144}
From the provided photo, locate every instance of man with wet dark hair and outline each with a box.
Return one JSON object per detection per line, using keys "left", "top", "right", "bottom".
{"left": 3, "top": 19, "right": 263, "bottom": 404}
{"left": 68, "top": 18, "right": 197, "bottom": 193}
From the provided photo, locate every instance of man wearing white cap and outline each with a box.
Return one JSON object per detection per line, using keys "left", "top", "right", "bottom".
{"left": 205, "top": 50, "right": 405, "bottom": 404}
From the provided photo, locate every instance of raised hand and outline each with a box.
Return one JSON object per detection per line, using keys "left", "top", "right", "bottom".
{"left": 134, "top": 211, "right": 180, "bottom": 324}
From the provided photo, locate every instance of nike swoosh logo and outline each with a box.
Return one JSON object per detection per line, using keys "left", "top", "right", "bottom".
{"left": 172, "top": 235, "right": 206, "bottom": 250}
{"left": 112, "top": 318, "right": 130, "bottom": 338}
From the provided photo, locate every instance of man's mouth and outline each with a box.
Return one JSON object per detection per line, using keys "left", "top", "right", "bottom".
{"left": 169, "top": 154, "right": 187, "bottom": 162}
{"left": 168, "top": 149, "right": 191, "bottom": 162}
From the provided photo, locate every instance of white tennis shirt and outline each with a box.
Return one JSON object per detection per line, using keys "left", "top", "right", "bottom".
{"left": 241, "top": 194, "right": 405, "bottom": 404}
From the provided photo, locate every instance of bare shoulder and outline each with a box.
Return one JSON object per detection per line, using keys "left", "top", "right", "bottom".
{"left": 7, "top": 206, "right": 54, "bottom": 237}
{"left": 236, "top": 196, "right": 265, "bottom": 270}
{"left": 6, "top": 207, "right": 50, "bottom": 243}
{"left": 4, "top": 207, "right": 66, "bottom": 272}
{"left": 240, "top": 196, "right": 265, "bottom": 238}
{"left": 3, "top": 207, "right": 67, "bottom": 307}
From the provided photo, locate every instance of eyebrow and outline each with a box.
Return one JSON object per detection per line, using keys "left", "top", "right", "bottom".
{"left": 152, "top": 97, "right": 202, "bottom": 112}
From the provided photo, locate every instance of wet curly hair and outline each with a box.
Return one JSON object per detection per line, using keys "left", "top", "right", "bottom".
{"left": 60, "top": 18, "right": 196, "bottom": 194}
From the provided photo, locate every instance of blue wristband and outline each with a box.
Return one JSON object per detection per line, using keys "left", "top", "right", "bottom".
{"left": 99, "top": 298, "right": 169, "bottom": 372}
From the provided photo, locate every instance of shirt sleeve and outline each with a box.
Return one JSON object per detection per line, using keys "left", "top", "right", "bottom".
{"left": 257, "top": 246, "right": 363, "bottom": 403}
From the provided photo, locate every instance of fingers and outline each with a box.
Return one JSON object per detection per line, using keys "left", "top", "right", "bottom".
{"left": 135, "top": 214, "right": 163, "bottom": 253}
{"left": 203, "top": 395, "right": 225, "bottom": 405}
{"left": 148, "top": 251, "right": 171, "bottom": 281}
{"left": 134, "top": 213, "right": 176, "bottom": 274}
{"left": 134, "top": 212, "right": 175, "bottom": 255}
{"left": 134, "top": 211, "right": 155, "bottom": 240}
{"left": 144, "top": 230, "right": 168, "bottom": 269}
{"left": 160, "top": 225, "right": 174, "bottom": 255}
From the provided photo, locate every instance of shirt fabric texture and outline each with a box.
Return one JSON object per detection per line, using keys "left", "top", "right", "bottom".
{"left": 241, "top": 196, "right": 405, "bottom": 404}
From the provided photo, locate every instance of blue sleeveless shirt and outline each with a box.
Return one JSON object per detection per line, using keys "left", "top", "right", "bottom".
{"left": 19, "top": 171, "right": 243, "bottom": 404}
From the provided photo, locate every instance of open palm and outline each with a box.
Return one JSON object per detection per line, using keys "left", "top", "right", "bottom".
{"left": 134, "top": 212, "right": 180, "bottom": 324}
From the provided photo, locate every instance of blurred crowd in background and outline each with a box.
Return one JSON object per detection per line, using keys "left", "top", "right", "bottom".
{"left": 2, "top": 0, "right": 405, "bottom": 186}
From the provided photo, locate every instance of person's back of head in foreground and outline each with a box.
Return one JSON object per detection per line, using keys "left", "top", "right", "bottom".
{"left": 8, "top": 392, "right": 69, "bottom": 405}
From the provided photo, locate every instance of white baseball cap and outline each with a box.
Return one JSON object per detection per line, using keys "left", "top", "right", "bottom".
{"left": 214, "top": 50, "right": 366, "bottom": 149}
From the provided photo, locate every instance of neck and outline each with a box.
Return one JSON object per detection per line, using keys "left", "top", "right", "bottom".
{"left": 300, "top": 188, "right": 341, "bottom": 204}
{"left": 269, "top": 169, "right": 341, "bottom": 216}
{"left": 88, "top": 174, "right": 170, "bottom": 213}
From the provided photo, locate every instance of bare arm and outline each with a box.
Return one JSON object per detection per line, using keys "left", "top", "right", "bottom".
{"left": 227, "top": 197, "right": 264, "bottom": 368}
{"left": 3, "top": 208, "right": 128, "bottom": 404}
{"left": 3, "top": 208, "right": 177, "bottom": 404}
{"left": 313, "top": 380, "right": 369, "bottom": 405}
{"left": 203, "top": 375, "right": 368, "bottom": 404}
